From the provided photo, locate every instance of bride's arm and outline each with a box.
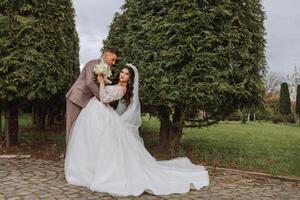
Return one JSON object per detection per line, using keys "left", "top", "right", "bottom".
{"left": 98, "top": 74, "right": 124, "bottom": 103}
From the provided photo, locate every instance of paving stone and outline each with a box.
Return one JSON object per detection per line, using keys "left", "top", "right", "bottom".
{"left": 6, "top": 197, "right": 22, "bottom": 200}
{"left": 22, "top": 195, "right": 39, "bottom": 200}
{"left": 1, "top": 158, "right": 300, "bottom": 199}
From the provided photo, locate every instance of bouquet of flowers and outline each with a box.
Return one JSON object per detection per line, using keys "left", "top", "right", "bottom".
{"left": 94, "top": 60, "right": 112, "bottom": 84}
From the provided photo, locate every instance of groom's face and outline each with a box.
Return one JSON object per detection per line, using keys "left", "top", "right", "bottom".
{"left": 103, "top": 52, "right": 117, "bottom": 67}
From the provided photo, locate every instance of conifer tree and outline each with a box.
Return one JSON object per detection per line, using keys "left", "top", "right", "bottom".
{"left": 279, "top": 82, "right": 291, "bottom": 123}
{"left": 295, "top": 85, "right": 300, "bottom": 124}
{"left": 0, "top": 0, "right": 79, "bottom": 147}
{"left": 105, "top": 0, "right": 266, "bottom": 154}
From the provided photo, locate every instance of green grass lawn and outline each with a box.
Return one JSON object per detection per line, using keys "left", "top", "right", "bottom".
{"left": 140, "top": 117, "right": 300, "bottom": 177}
{"left": 1, "top": 114, "right": 299, "bottom": 177}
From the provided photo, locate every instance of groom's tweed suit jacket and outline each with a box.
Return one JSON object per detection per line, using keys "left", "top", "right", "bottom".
{"left": 66, "top": 59, "right": 100, "bottom": 108}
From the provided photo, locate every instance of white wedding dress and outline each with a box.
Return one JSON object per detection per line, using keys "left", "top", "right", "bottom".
{"left": 64, "top": 65, "right": 209, "bottom": 197}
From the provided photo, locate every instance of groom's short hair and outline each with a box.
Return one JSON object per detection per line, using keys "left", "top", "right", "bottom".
{"left": 103, "top": 48, "right": 118, "bottom": 56}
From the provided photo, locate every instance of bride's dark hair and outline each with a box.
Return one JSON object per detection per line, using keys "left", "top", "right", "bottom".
{"left": 113, "top": 66, "right": 135, "bottom": 107}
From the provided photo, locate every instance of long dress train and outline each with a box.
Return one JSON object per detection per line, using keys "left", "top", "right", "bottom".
{"left": 64, "top": 84, "right": 209, "bottom": 197}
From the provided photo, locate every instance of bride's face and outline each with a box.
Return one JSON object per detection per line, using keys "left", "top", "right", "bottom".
{"left": 119, "top": 68, "right": 130, "bottom": 82}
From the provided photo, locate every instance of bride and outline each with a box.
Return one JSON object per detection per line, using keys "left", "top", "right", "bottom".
{"left": 64, "top": 64, "right": 209, "bottom": 197}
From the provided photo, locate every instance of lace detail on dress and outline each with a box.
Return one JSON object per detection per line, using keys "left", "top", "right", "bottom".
{"left": 99, "top": 85, "right": 124, "bottom": 103}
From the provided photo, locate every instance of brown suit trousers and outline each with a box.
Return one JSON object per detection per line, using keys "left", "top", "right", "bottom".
{"left": 66, "top": 99, "right": 81, "bottom": 144}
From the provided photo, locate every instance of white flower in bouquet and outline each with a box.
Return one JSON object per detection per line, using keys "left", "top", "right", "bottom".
{"left": 94, "top": 59, "right": 112, "bottom": 84}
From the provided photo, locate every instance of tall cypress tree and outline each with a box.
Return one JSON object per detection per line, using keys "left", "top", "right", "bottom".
{"left": 0, "top": 0, "right": 79, "bottom": 147}
{"left": 30, "top": 0, "right": 80, "bottom": 129}
{"left": 296, "top": 85, "right": 300, "bottom": 125}
{"left": 279, "top": 82, "right": 291, "bottom": 123}
{"left": 104, "top": 0, "right": 266, "bottom": 154}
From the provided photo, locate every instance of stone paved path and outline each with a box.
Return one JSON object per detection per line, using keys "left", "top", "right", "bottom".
{"left": 0, "top": 158, "right": 299, "bottom": 200}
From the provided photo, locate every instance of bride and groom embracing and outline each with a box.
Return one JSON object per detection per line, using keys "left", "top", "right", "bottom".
{"left": 64, "top": 48, "right": 209, "bottom": 197}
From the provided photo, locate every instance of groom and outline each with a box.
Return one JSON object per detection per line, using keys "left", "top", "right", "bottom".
{"left": 65, "top": 48, "right": 118, "bottom": 144}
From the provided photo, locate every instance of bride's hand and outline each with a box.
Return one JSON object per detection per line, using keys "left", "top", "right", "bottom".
{"left": 97, "top": 74, "right": 104, "bottom": 83}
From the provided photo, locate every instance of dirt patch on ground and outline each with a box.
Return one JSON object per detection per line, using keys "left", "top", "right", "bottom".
{"left": 0, "top": 125, "right": 65, "bottom": 160}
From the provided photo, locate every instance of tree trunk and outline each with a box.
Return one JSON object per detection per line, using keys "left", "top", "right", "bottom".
{"left": 253, "top": 113, "right": 256, "bottom": 122}
{"left": 168, "top": 126, "right": 182, "bottom": 157}
{"left": 241, "top": 112, "right": 246, "bottom": 124}
{"left": 4, "top": 102, "right": 19, "bottom": 148}
{"left": 247, "top": 113, "right": 250, "bottom": 122}
{"left": 32, "top": 106, "right": 36, "bottom": 126}
{"left": 159, "top": 118, "right": 170, "bottom": 147}
{"left": 224, "top": 116, "right": 229, "bottom": 121}
{"left": 159, "top": 108, "right": 185, "bottom": 157}
{"left": 36, "top": 113, "right": 46, "bottom": 129}
{"left": 0, "top": 108, "right": 2, "bottom": 135}
{"left": 35, "top": 102, "right": 47, "bottom": 129}
{"left": 158, "top": 121, "right": 182, "bottom": 157}
{"left": 158, "top": 106, "right": 171, "bottom": 149}
{"left": 283, "top": 115, "right": 287, "bottom": 124}
{"left": 47, "top": 108, "right": 55, "bottom": 126}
